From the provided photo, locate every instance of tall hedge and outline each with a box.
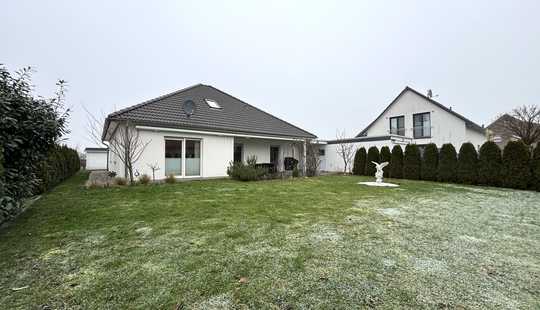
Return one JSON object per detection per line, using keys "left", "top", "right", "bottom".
{"left": 403, "top": 144, "right": 421, "bottom": 180}
{"left": 421, "top": 143, "right": 438, "bottom": 181}
{"left": 390, "top": 145, "right": 404, "bottom": 178}
{"left": 477, "top": 141, "right": 503, "bottom": 187}
{"left": 438, "top": 143, "right": 457, "bottom": 182}
{"left": 365, "top": 146, "right": 380, "bottom": 176}
{"left": 531, "top": 145, "right": 540, "bottom": 191}
{"left": 352, "top": 147, "right": 367, "bottom": 176}
{"left": 35, "top": 145, "right": 80, "bottom": 194}
{"left": 502, "top": 141, "right": 530, "bottom": 189}
{"left": 380, "top": 146, "right": 392, "bottom": 177}
{"left": 457, "top": 142, "right": 478, "bottom": 184}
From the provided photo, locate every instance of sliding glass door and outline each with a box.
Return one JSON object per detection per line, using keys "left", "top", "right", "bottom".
{"left": 165, "top": 138, "right": 201, "bottom": 177}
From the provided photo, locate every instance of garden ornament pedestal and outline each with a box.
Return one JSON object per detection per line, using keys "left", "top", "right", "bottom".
{"left": 358, "top": 161, "right": 399, "bottom": 187}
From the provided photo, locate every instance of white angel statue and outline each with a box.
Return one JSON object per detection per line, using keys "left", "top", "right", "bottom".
{"left": 371, "top": 161, "right": 389, "bottom": 183}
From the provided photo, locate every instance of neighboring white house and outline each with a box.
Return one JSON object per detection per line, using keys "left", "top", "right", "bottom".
{"left": 101, "top": 84, "right": 316, "bottom": 180}
{"left": 321, "top": 86, "right": 487, "bottom": 172}
{"left": 84, "top": 148, "right": 108, "bottom": 170}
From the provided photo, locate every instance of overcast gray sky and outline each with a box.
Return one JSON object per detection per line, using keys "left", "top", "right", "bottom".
{"left": 2, "top": 0, "right": 539, "bottom": 149}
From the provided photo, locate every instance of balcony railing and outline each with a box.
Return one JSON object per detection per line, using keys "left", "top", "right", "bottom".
{"left": 388, "top": 127, "right": 432, "bottom": 138}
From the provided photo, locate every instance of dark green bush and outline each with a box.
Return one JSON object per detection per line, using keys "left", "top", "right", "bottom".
{"left": 477, "top": 141, "right": 503, "bottom": 186}
{"left": 35, "top": 145, "right": 80, "bottom": 194}
{"left": 352, "top": 147, "right": 366, "bottom": 176}
{"left": 380, "top": 146, "right": 392, "bottom": 178}
{"left": 457, "top": 143, "right": 478, "bottom": 184}
{"left": 531, "top": 145, "right": 540, "bottom": 191}
{"left": 502, "top": 141, "right": 530, "bottom": 189}
{"left": 421, "top": 143, "right": 438, "bottom": 181}
{"left": 403, "top": 144, "right": 421, "bottom": 180}
{"left": 438, "top": 144, "right": 457, "bottom": 182}
{"left": 292, "top": 167, "right": 300, "bottom": 178}
{"left": 227, "top": 156, "right": 267, "bottom": 181}
{"left": 390, "top": 145, "right": 404, "bottom": 178}
{"left": 365, "top": 147, "right": 380, "bottom": 176}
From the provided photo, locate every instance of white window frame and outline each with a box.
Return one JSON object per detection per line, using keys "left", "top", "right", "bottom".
{"left": 205, "top": 99, "right": 222, "bottom": 109}
{"left": 164, "top": 137, "right": 203, "bottom": 178}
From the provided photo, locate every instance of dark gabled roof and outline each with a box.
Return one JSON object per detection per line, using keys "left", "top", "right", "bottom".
{"left": 85, "top": 147, "right": 108, "bottom": 152}
{"left": 102, "top": 84, "right": 316, "bottom": 140}
{"left": 356, "top": 86, "right": 486, "bottom": 137}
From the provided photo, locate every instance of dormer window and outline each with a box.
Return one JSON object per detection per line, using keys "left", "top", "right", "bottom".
{"left": 205, "top": 99, "right": 222, "bottom": 109}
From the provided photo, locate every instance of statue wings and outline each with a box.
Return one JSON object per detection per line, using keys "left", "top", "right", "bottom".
{"left": 371, "top": 161, "right": 389, "bottom": 169}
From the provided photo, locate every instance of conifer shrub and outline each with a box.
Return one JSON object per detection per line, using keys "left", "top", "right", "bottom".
{"left": 380, "top": 146, "right": 392, "bottom": 178}
{"left": 352, "top": 147, "right": 367, "bottom": 176}
{"left": 403, "top": 144, "right": 421, "bottom": 180}
{"left": 457, "top": 142, "right": 479, "bottom": 184}
{"left": 390, "top": 145, "right": 404, "bottom": 179}
{"left": 502, "top": 141, "right": 530, "bottom": 189}
{"left": 421, "top": 143, "right": 438, "bottom": 181}
{"left": 477, "top": 141, "right": 503, "bottom": 186}
{"left": 365, "top": 146, "right": 380, "bottom": 176}
{"left": 438, "top": 143, "right": 457, "bottom": 182}
{"left": 531, "top": 145, "right": 540, "bottom": 191}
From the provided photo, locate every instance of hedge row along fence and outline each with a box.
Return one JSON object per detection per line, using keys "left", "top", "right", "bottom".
{"left": 352, "top": 141, "right": 540, "bottom": 191}
{"left": 35, "top": 145, "right": 80, "bottom": 194}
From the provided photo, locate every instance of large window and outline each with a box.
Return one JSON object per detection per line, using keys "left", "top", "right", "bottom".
{"left": 413, "top": 112, "right": 431, "bottom": 138}
{"left": 389, "top": 116, "right": 405, "bottom": 136}
{"left": 165, "top": 138, "right": 201, "bottom": 177}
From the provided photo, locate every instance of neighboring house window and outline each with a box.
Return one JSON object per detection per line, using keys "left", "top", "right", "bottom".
{"left": 318, "top": 149, "right": 325, "bottom": 156}
{"left": 205, "top": 99, "right": 222, "bottom": 109}
{"left": 389, "top": 116, "right": 405, "bottom": 136}
{"left": 413, "top": 112, "right": 431, "bottom": 138}
{"left": 492, "top": 135, "right": 502, "bottom": 143}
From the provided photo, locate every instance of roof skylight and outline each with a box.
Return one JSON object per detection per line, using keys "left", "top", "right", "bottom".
{"left": 205, "top": 99, "right": 222, "bottom": 109}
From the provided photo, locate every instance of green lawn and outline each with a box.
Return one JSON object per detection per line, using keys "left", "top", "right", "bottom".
{"left": 1, "top": 173, "right": 539, "bottom": 309}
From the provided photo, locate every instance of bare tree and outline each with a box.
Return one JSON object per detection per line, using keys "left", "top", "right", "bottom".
{"left": 502, "top": 105, "right": 540, "bottom": 146}
{"left": 147, "top": 163, "right": 160, "bottom": 181}
{"left": 305, "top": 141, "right": 321, "bottom": 177}
{"left": 335, "top": 130, "right": 355, "bottom": 174}
{"left": 84, "top": 106, "right": 150, "bottom": 183}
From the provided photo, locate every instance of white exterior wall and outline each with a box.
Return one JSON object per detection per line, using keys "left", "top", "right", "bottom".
{"left": 364, "top": 91, "right": 486, "bottom": 147}
{"left": 321, "top": 140, "right": 402, "bottom": 173}
{"left": 86, "top": 151, "right": 108, "bottom": 170}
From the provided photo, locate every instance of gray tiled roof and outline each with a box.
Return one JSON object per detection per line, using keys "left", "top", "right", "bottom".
{"left": 104, "top": 84, "right": 316, "bottom": 139}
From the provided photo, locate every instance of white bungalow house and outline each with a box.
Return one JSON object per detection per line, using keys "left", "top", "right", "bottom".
{"left": 321, "top": 86, "right": 487, "bottom": 172}
{"left": 101, "top": 84, "right": 316, "bottom": 180}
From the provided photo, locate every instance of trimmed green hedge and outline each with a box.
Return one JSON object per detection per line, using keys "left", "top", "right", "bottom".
{"left": 35, "top": 145, "right": 80, "bottom": 194}
{"left": 366, "top": 147, "right": 380, "bottom": 176}
{"left": 352, "top": 147, "right": 367, "bottom": 176}
{"left": 531, "top": 145, "right": 540, "bottom": 191}
{"left": 457, "top": 142, "right": 478, "bottom": 184}
{"left": 390, "top": 145, "right": 404, "bottom": 178}
{"left": 380, "top": 146, "right": 392, "bottom": 178}
{"left": 438, "top": 144, "right": 457, "bottom": 182}
{"left": 403, "top": 144, "right": 421, "bottom": 180}
{"left": 421, "top": 143, "right": 438, "bottom": 181}
{"left": 478, "top": 141, "right": 503, "bottom": 187}
{"left": 502, "top": 141, "right": 530, "bottom": 189}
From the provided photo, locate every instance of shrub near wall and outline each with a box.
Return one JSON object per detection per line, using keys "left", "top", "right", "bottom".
{"left": 380, "top": 146, "right": 392, "bottom": 178}
{"left": 531, "top": 145, "right": 540, "bottom": 191}
{"left": 403, "top": 144, "right": 421, "bottom": 180}
{"left": 477, "top": 141, "right": 503, "bottom": 187}
{"left": 457, "top": 142, "right": 478, "bottom": 184}
{"left": 502, "top": 141, "right": 530, "bottom": 189}
{"left": 421, "top": 143, "right": 438, "bottom": 181}
{"left": 365, "top": 147, "right": 380, "bottom": 176}
{"left": 390, "top": 145, "right": 404, "bottom": 179}
{"left": 352, "top": 147, "right": 366, "bottom": 176}
{"left": 438, "top": 144, "right": 457, "bottom": 182}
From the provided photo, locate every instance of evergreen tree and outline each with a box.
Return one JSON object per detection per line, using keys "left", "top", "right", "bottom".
{"left": 457, "top": 142, "right": 479, "bottom": 184}
{"left": 421, "top": 143, "right": 438, "bottom": 181}
{"left": 352, "top": 147, "right": 367, "bottom": 176}
{"left": 438, "top": 143, "right": 457, "bottom": 182}
{"left": 365, "top": 146, "right": 380, "bottom": 176}
{"left": 380, "top": 146, "right": 392, "bottom": 178}
{"left": 403, "top": 144, "right": 421, "bottom": 180}
{"left": 478, "top": 141, "right": 503, "bottom": 186}
{"left": 502, "top": 141, "right": 530, "bottom": 189}
{"left": 390, "top": 145, "right": 404, "bottom": 178}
